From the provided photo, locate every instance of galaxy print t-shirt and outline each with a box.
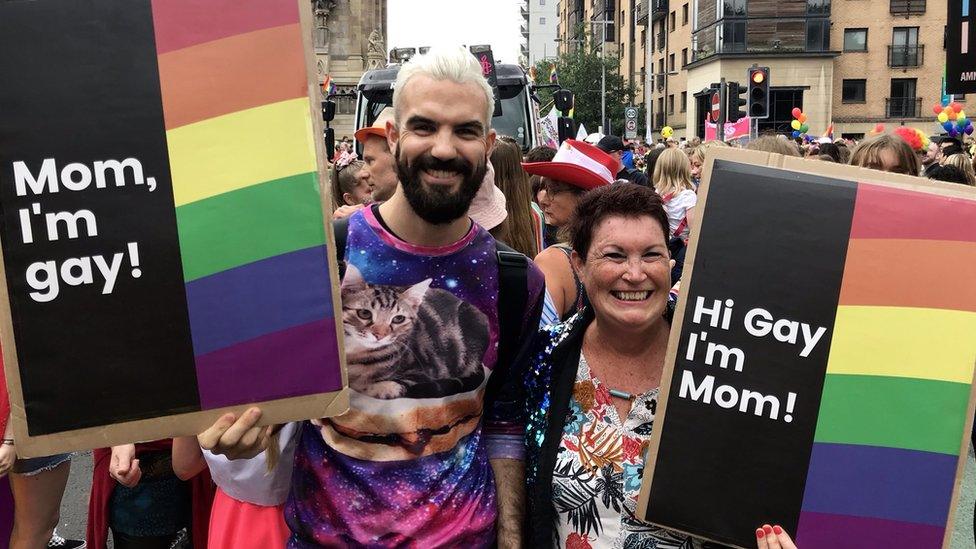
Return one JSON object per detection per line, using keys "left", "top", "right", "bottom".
{"left": 285, "top": 206, "right": 544, "bottom": 547}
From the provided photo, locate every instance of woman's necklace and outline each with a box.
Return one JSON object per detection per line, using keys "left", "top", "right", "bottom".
{"left": 607, "top": 388, "right": 636, "bottom": 401}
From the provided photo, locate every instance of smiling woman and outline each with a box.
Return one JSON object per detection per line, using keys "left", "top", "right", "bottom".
{"left": 523, "top": 184, "right": 691, "bottom": 548}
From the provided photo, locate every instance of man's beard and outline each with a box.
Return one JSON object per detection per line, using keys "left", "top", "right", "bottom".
{"left": 395, "top": 144, "right": 486, "bottom": 225}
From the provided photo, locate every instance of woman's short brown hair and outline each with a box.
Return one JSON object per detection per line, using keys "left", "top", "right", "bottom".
{"left": 570, "top": 184, "right": 670, "bottom": 261}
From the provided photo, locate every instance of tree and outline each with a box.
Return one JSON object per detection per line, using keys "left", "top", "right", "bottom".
{"left": 532, "top": 27, "right": 640, "bottom": 137}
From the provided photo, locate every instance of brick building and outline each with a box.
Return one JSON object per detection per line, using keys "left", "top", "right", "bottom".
{"left": 676, "top": 0, "right": 950, "bottom": 140}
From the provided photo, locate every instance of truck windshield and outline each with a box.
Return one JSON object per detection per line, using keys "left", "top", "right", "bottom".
{"left": 356, "top": 83, "right": 531, "bottom": 152}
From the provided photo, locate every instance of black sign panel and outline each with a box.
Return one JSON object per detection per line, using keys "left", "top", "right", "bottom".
{"left": 947, "top": 0, "right": 976, "bottom": 94}
{"left": 470, "top": 45, "right": 504, "bottom": 118}
{"left": 0, "top": 0, "right": 199, "bottom": 435}
{"left": 641, "top": 161, "right": 857, "bottom": 546}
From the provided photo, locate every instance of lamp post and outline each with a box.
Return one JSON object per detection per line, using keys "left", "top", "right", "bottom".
{"left": 590, "top": 19, "right": 611, "bottom": 134}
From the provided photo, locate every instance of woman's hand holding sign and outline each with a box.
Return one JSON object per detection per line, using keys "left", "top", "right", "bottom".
{"left": 109, "top": 444, "right": 142, "bottom": 487}
{"left": 756, "top": 524, "right": 797, "bottom": 549}
{"left": 198, "top": 407, "right": 272, "bottom": 460}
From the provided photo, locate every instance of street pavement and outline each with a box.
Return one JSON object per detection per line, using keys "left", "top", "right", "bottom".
{"left": 57, "top": 446, "right": 976, "bottom": 548}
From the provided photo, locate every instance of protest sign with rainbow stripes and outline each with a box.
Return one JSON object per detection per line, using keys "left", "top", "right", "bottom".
{"left": 639, "top": 148, "right": 976, "bottom": 549}
{"left": 0, "top": 0, "right": 346, "bottom": 456}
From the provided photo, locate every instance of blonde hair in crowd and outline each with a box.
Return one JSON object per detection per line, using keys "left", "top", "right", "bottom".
{"left": 746, "top": 135, "right": 800, "bottom": 157}
{"left": 849, "top": 134, "right": 921, "bottom": 176}
{"left": 491, "top": 140, "right": 540, "bottom": 258}
{"left": 392, "top": 47, "right": 495, "bottom": 130}
{"left": 943, "top": 153, "right": 976, "bottom": 185}
{"left": 654, "top": 148, "right": 695, "bottom": 197}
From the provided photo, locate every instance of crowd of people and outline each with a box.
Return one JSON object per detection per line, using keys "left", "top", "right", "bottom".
{"left": 2, "top": 44, "right": 974, "bottom": 549}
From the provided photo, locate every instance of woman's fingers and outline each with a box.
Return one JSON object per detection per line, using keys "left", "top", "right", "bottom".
{"left": 773, "top": 525, "right": 798, "bottom": 549}
{"left": 756, "top": 527, "right": 770, "bottom": 549}
{"left": 762, "top": 525, "right": 781, "bottom": 549}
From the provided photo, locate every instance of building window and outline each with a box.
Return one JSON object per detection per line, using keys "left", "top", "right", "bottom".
{"left": 683, "top": 3, "right": 689, "bottom": 25}
{"left": 682, "top": 48, "right": 688, "bottom": 66}
{"left": 806, "top": 19, "right": 830, "bottom": 51}
{"left": 890, "top": 0, "right": 925, "bottom": 15}
{"left": 681, "top": 91, "right": 687, "bottom": 112}
{"left": 668, "top": 94, "right": 675, "bottom": 115}
{"left": 722, "top": 20, "right": 747, "bottom": 52}
{"left": 670, "top": 11, "right": 676, "bottom": 31}
{"left": 724, "top": 0, "right": 747, "bottom": 16}
{"left": 658, "top": 97, "right": 664, "bottom": 114}
{"left": 540, "top": 0, "right": 545, "bottom": 4}
{"left": 669, "top": 53, "right": 675, "bottom": 71}
{"left": 336, "top": 85, "right": 356, "bottom": 115}
{"left": 540, "top": 16, "right": 546, "bottom": 24}
{"left": 807, "top": 0, "right": 830, "bottom": 14}
{"left": 642, "top": 28, "right": 647, "bottom": 47}
{"left": 843, "top": 29, "right": 868, "bottom": 51}
{"left": 888, "top": 78, "right": 918, "bottom": 117}
{"left": 659, "top": 58, "right": 664, "bottom": 74}
{"left": 842, "top": 79, "right": 867, "bottom": 103}
{"left": 890, "top": 27, "right": 920, "bottom": 67}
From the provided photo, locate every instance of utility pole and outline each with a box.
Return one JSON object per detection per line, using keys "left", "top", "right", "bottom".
{"left": 717, "top": 77, "right": 726, "bottom": 143}
{"left": 590, "top": 19, "right": 611, "bottom": 134}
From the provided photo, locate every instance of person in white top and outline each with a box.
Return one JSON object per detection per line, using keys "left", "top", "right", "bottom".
{"left": 652, "top": 148, "right": 697, "bottom": 241}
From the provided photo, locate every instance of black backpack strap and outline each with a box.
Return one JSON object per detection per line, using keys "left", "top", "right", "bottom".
{"left": 332, "top": 216, "right": 350, "bottom": 279}
{"left": 485, "top": 241, "right": 529, "bottom": 406}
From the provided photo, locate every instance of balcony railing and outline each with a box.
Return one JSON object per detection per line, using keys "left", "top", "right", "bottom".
{"left": 890, "top": 0, "right": 926, "bottom": 15}
{"left": 886, "top": 97, "right": 922, "bottom": 118}
{"left": 888, "top": 45, "right": 923, "bottom": 67}
{"left": 652, "top": 0, "right": 668, "bottom": 21}
{"left": 637, "top": 0, "right": 649, "bottom": 26}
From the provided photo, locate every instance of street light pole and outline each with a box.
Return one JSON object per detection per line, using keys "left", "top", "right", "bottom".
{"left": 591, "top": 19, "right": 611, "bottom": 134}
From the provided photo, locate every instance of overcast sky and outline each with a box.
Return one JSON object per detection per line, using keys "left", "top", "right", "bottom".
{"left": 387, "top": 0, "right": 524, "bottom": 65}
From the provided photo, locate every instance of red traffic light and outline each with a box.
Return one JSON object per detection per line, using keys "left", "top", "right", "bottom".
{"left": 751, "top": 70, "right": 765, "bottom": 84}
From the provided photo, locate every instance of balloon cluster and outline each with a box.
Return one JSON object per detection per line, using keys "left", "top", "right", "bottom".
{"left": 892, "top": 126, "right": 930, "bottom": 152}
{"left": 661, "top": 126, "right": 674, "bottom": 138}
{"left": 790, "top": 108, "right": 809, "bottom": 140}
{"left": 933, "top": 102, "right": 973, "bottom": 137}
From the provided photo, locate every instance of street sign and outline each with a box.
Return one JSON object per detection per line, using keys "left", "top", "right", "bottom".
{"left": 711, "top": 92, "right": 721, "bottom": 122}
{"left": 624, "top": 105, "right": 638, "bottom": 139}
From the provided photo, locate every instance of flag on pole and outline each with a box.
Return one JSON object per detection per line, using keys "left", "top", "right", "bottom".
{"left": 576, "top": 123, "right": 588, "bottom": 141}
{"left": 823, "top": 123, "right": 834, "bottom": 140}
{"left": 539, "top": 107, "right": 560, "bottom": 148}
{"left": 321, "top": 75, "right": 336, "bottom": 97}
{"left": 549, "top": 65, "right": 558, "bottom": 84}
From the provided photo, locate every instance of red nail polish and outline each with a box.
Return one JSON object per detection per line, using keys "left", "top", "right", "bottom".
{"left": 763, "top": 525, "right": 774, "bottom": 534}
{"left": 756, "top": 528, "right": 765, "bottom": 539}
{"left": 773, "top": 525, "right": 783, "bottom": 535}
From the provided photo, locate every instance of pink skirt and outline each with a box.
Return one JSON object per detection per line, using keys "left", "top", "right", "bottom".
{"left": 208, "top": 488, "right": 288, "bottom": 549}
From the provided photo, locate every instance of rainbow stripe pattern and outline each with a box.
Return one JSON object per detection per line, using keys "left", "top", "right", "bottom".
{"left": 150, "top": 0, "right": 341, "bottom": 409}
{"left": 795, "top": 183, "right": 976, "bottom": 548}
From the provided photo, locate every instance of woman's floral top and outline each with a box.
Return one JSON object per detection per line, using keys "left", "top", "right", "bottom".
{"left": 552, "top": 354, "right": 700, "bottom": 549}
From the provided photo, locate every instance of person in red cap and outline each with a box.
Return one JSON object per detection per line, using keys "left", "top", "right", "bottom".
{"left": 522, "top": 139, "right": 615, "bottom": 320}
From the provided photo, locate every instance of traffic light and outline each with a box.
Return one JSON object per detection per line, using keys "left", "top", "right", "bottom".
{"left": 748, "top": 66, "right": 770, "bottom": 119}
{"left": 727, "top": 81, "right": 747, "bottom": 123}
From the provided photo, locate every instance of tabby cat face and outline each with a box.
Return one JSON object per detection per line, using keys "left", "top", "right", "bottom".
{"left": 341, "top": 264, "right": 431, "bottom": 349}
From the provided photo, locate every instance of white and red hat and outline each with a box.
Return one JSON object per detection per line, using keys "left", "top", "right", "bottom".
{"left": 521, "top": 139, "right": 615, "bottom": 190}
